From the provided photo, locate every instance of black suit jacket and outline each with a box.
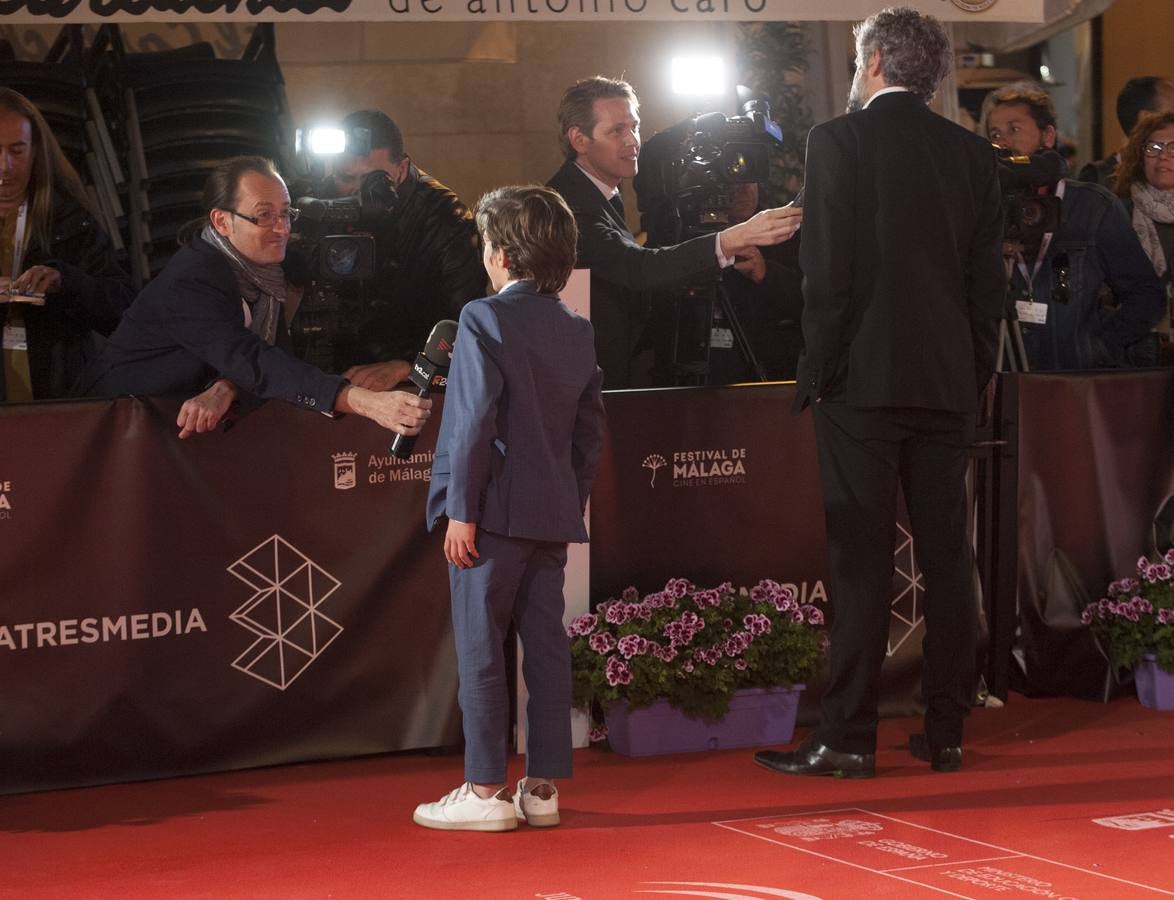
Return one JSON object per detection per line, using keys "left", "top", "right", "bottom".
{"left": 547, "top": 159, "right": 718, "bottom": 388}
{"left": 83, "top": 237, "right": 345, "bottom": 413}
{"left": 796, "top": 91, "right": 1004, "bottom": 412}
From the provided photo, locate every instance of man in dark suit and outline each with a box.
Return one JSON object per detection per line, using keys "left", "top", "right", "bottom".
{"left": 547, "top": 76, "right": 802, "bottom": 388}
{"left": 754, "top": 8, "right": 1005, "bottom": 779}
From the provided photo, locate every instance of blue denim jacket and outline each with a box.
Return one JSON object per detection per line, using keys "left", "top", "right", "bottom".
{"left": 1014, "top": 180, "right": 1164, "bottom": 370}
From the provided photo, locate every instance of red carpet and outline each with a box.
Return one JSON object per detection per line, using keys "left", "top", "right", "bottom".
{"left": 2, "top": 696, "right": 1173, "bottom": 898}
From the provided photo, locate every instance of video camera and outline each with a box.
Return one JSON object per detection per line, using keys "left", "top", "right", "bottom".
{"left": 291, "top": 169, "right": 399, "bottom": 283}
{"left": 994, "top": 147, "right": 1064, "bottom": 242}
{"left": 634, "top": 91, "right": 784, "bottom": 244}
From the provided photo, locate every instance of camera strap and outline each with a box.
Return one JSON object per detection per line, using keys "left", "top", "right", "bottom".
{"left": 1012, "top": 180, "right": 1064, "bottom": 326}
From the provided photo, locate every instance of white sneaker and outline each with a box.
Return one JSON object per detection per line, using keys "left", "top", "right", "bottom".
{"left": 513, "top": 778, "right": 560, "bottom": 827}
{"left": 413, "top": 782, "right": 517, "bottom": 832}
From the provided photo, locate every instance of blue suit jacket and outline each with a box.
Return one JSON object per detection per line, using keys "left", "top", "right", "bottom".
{"left": 426, "top": 281, "right": 605, "bottom": 543}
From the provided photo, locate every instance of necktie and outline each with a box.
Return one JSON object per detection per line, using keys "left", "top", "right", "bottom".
{"left": 609, "top": 193, "right": 626, "bottom": 222}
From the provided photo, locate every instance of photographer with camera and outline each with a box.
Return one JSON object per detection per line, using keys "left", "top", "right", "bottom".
{"left": 288, "top": 110, "right": 486, "bottom": 391}
{"left": 634, "top": 116, "right": 805, "bottom": 385}
{"left": 546, "top": 76, "right": 802, "bottom": 389}
{"left": 982, "top": 82, "right": 1164, "bottom": 370}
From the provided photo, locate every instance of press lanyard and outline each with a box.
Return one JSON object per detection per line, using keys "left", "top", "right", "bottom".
{"left": 3, "top": 201, "right": 30, "bottom": 345}
{"left": 1013, "top": 179, "right": 1065, "bottom": 300}
{"left": 11, "top": 200, "right": 27, "bottom": 276}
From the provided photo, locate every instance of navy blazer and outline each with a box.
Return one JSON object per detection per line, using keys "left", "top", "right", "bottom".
{"left": 547, "top": 160, "right": 718, "bottom": 387}
{"left": 83, "top": 237, "right": 345, "bottom": 412}
{"left": 426, "top": 281, "right": 605, "bottom": 543}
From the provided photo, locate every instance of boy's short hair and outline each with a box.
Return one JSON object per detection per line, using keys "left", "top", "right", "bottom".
{"left": 475, "top": 185, "right": 578, "bottom": 295}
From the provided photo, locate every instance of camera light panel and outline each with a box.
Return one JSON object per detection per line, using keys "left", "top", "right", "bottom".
{"left": 308, "top": 127, "right": 347, "bottom": 156}
{"left": 671, "top": 56, "right": 727, "bottom": 97}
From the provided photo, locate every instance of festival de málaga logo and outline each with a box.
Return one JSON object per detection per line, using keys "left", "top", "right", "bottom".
{"left": 641, "top": 448, "right": 749, "bottom": 488}
{"left": 950, "top": 0, "right": 998, "bottom": 12}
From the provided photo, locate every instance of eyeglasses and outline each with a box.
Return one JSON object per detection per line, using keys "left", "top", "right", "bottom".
{"left": 223, "top": 208, "right": 300, "bottom": 228}
{"left": 1143, "top": 140, "right": 1174, "bottom": 159}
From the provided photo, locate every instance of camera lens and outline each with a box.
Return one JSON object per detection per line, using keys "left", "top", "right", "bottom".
{"left": 326, "top": 244, "right": 360, "bottom": 277}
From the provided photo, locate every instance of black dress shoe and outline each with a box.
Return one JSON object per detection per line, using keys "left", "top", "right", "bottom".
{"left": 908, "top": 733, "right": 962, "bottom": 772}
{"left": 754, "top": 738, "right": 875, "bottom": 779}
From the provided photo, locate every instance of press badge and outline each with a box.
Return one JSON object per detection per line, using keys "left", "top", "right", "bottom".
{"left": 1015, "top": 299, "right": 1048, "bottom": 325}
{"left": 710, "top": 327, "right": 734, "bottom": 349}
{"left": 2, "top": 323, "right": 27, "bottom": 351}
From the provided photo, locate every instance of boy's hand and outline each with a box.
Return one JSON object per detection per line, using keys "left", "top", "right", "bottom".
{"left": 445, "top": 519, "right": 479, "bottom": 568}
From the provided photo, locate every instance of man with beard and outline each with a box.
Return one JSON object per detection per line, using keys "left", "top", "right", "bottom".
{"left": 753, "top": 7, "right": 1005, "bottom": 778}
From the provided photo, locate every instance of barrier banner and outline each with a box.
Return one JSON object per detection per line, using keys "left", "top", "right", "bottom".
{"left": 589, "top": 382, "right": 933, "bottom": 723}
{"left": 1010, "top": 370, "right": 1174, "bottom": 699}
{"left": 0, "top": 396, "right": 460, "bottom": 795}
{"left": 0, "top": 0, "right": 1044, "bottom": 24}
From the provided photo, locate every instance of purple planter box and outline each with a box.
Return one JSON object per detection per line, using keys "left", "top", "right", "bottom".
{"left": 603, "top": 686, "right": 803, "bottom": 757}
{"left": 1135, "top": 655, "right": 1174, "bottom": 711}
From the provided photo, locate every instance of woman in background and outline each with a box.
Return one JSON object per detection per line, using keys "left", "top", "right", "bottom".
{"left": 0, "top": 88, "right": 133, "bottom": 401}
{"left": 1115, "top": 109, "right": 1174, "bottom": 364}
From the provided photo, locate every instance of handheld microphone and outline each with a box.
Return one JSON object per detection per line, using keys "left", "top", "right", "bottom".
{"left": 389, "top": 319, "right": 458, "bottom": 459}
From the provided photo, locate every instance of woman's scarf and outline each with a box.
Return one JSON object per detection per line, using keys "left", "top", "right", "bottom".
{"left": 1129, "top": 180, "right": 1174, "bottom": 279}
{"left": 201, "top": 224, "right": 286, "bottom": 345}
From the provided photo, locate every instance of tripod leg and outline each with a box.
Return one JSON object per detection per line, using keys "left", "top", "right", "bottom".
{"left": 1010, "top": 319, "right": 1030, "bottom": 373}
{"left": 716, "top": 281, "right": 768, "bottom": 382}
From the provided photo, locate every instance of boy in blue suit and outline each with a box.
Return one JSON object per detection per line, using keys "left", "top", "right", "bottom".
{"left": 415, "top": 185, "right": 605, "bottom": 832}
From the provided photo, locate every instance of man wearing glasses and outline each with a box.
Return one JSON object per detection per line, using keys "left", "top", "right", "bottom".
{"left": 982, "top": 82, "right": 1164, "bottom": 369}
{"left": 81, "top": 156, "right": 432, "bottom": 440}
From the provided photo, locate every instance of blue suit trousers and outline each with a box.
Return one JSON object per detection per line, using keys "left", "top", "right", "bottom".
{"left": 449, "top": 529, "right": 572, "bottom": 784}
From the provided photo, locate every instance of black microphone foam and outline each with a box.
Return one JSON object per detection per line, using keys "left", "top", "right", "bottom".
{"left": 390, "top": 319, "right": 458, "bottom": 459}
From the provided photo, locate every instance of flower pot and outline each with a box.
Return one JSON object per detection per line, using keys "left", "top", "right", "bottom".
{"left": 603, "top": 685, "right": 804, "bottom": 757}
{"left": 1135, "top": 655, "right": 1174, "bottom": 711}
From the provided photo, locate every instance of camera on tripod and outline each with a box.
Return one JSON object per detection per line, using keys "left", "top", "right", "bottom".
{"left": 994, "top": 147, "right": 1064, "bottom": 242}
{"left": 633, "top": 91, "right": 785, "bottom": 385}
{"left": 635, "top": 93, "right": 783, "bottom": 244}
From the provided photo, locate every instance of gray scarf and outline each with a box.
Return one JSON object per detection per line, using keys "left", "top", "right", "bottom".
{"left": 201, "top": 224, "right": 286, "bottom": 345}
{"left": 1129, "top": 181, "right": 1174, "bottom": 279}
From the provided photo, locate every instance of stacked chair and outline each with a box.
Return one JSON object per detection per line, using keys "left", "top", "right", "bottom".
{"left": 0, "top": 26, "right": 128, "bottom": 266}
{"left": 89, "top": 24, "right": 293, "bottom": 286}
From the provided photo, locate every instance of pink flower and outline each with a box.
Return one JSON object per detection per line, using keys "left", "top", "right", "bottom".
{"left": 589, "top": 632, "right": 616, "bottom": 654}
{"left": 589, "top": 724, "right": 609, "bottom": 743}
{"left": 693, "top": 589, "right": 722, "bottom": 607}
{"left": 802, "top": 605, "right": 825, "bottom": 625}
{"left": 605, "top": 656, "right": 633, "bottom": 686}
{"left": 735, "top": 659, "right": 748, "bottom": 671}
{"left": 621, "top": 586, "right": 640, "bottom": 602}
{"left": 743, "top": 613, "right": 771, "bottom": 636}
{"left": 605, "top": 603, "right": 633, "bottom": 626}
{"left": 617, "top": 634, "right": 650, "bottom": 659}
{"left": 569, "top": 613, "right": 598, "bottom": 636}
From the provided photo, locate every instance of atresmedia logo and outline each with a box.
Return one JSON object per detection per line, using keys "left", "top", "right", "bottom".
{"left": 227, "top": 535, "right": 344, "bottom": 691}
